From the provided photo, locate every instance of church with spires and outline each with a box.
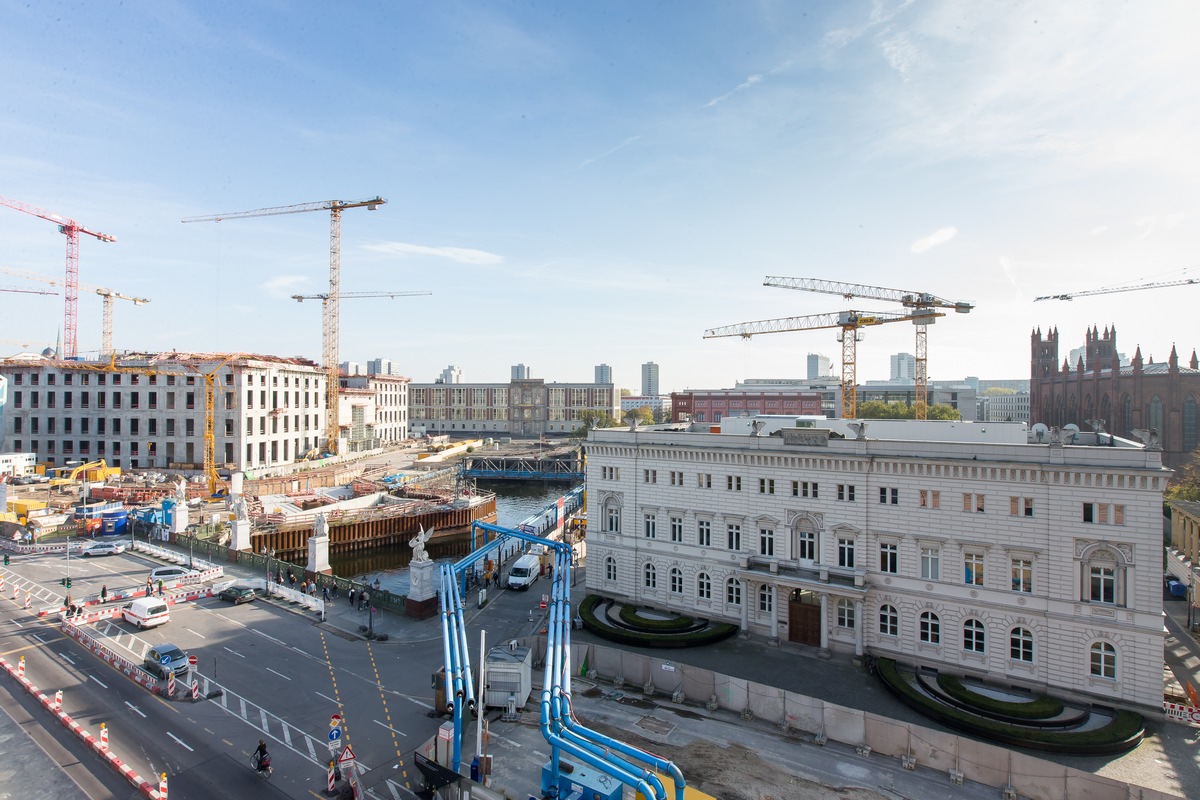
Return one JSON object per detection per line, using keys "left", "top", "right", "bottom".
{"left": 1031, "top": 325, "right": 1200, "bottom": 468}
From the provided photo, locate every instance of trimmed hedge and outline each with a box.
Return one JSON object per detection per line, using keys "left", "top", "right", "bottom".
{"left": 579, "top": 595, "right": 739, "bottom": 649}
{"left": 618, "top": 605, "right": 697, "bottom": 631}
{"left": 875, "top": 658, "right": 1144, "bottom": 755}
{"left": 936, "top": 674, "right": 1064, "bottom": 719}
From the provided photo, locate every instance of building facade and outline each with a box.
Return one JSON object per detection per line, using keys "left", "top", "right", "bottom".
{"left": 0, "top": 353, "right": 327, "bottom": 472}
{"left": 641, "top": 362, "right": 659, "bottom": 397}
{"left": 584, "top": 422, "right": 1168, "bottom": 711}
{"left": 619, "top": 395, "right": 672, "bottom": 422}
{"left": 595, "top": 364, "right": 612, "bottom": 385}
{"left": 409, "top": 378, "right": 618, "bottom": 438}
{"left": 979, "top": 391, "right": 1031, "bottom": 423}
{"left": 890, "top": 353, "right": 916, "bottom": 381}
{"left": 339, "top": 373, "right": 411, "bottom": 448}
{"left": 1031, "top": 325, "right": 1200, "bottom": 468}
{"left": 806, "top": 354, "right": 832, "bottom": 380}
{"left": 511, "top": 364, "right": 531, "bottom": 380}
{"left": 670, "top": 388, "right": 824, "bottom": 424}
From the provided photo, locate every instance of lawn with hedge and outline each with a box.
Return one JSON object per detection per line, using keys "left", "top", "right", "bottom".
{"left": 579, "top": 595, "right": 739, "bottom": 648}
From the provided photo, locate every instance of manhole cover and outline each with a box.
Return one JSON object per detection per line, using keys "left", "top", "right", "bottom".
{"left": 635, "top": 715, "right": 675, "bottom": 735}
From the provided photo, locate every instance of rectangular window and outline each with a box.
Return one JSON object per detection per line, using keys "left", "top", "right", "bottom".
{"left": 643, "top": 469, "right": 656, "bottom": 484}
{"left": 964, "top": 552, "right": 984, "bottom": 586}
{"left": 1011, "top": 558, "right": 1033, "bottom": 593}
{"left": 606, "top": 507, "right": 620, "bottom": 533}
{"left": 759, "top": 528, "right": 774, "bottom": 557}
{"left": 1089, "top": 566, "right": 1116, "bottom": 604}
{"left": 838, "top": 537, "right": 855, "bottom": 568}
{"left": 726, "top": 475, "right": 741, "bottom": 491}
{"left": 920, "top": 547, "right": 940, "bottom": 580}
{"left": 964, "top": 493, "right": 985, "bottom": 513}
{"left": 727, "top": 524, "right": 741, "bottom": 551}
{"left": 698, "top": 473, "right": 712, "bottom": 489}
{"left": 879, "top": 487, "right": 898, "bottom": 504}
{"left": 792, "top": 480, "right": 818, "bottom": 498}
{"left": 919, "top": 489, "right": 940, "bottom": 509}
{"left": 697, "top": 520, "right": 711, "bottom": 547}
{"left": 837, "top": 484, "right": 855, "bottom": 502}
{"left": 797, "top": 530, "right": 816, "bottom": 561}
{"left": 643, "top": 513, "right": 656, "bottom": 538}
{"left": 669, "top": 471, "right": 684, "bottom": 486}
{"left": 759, "top": 478, "right": 774, "bottom": 495}
{"left": 879, "top": 542, "right": 897, "bottom": 574}
{"left": 670, "top": 516, "right": 683, "bottom": 543}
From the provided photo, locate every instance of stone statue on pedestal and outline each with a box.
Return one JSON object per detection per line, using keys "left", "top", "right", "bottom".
{"left": 409, "top": 526, "right": 433, "bottom": 563}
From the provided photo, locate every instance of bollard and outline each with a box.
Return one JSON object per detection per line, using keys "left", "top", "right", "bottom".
{"left": 54, "top": 689, "right": 62, "bottom": 711}
{"left": 328, "top": 760, "right": 337, "bottom": 793}
{"left": 167, "top": 673, "right": 175, "bottom": 697}
{"left": 100, "top": 722, "right": 108, "bottom": 752}
{"left": 12, "top": 585, "right": 17, "bottom": 600}
{"left": 0, "top": 577, "right": 5, "bottom": 591}
{"left": 24, "top": 591, "right": 31, "bottom": 609}
{"left": 159, "top": 772, "right": 168, "bottom": 799}
{"left": 191, "top": 680, "right": 199, "bottom": 701}
{"left": 17, "top": 655, "right": 24, "bottom": 678}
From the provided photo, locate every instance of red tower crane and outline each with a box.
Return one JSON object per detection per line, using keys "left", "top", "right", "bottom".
{"left": 0, "top": 196, "right": 117, "bottom": 359}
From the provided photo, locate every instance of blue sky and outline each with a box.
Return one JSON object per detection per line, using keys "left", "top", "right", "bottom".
{"left": 2, "top": 1, "right": 1198, "bottom": 393}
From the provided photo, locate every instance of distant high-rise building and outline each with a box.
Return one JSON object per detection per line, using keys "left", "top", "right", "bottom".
{"left": 806, "top": 353, "right": 832, "bottom": 380}
{"left": 595, "top": 364, "right": 612, "bottom": 384}
{"left": 511, "top": 364, "right": 531, "bottom": 380}
{"left": 340, "top": 361, "right": 366, "bottom": 377}
{"left": 368, "top": 358, "right": 396, "bottom": 376}
{"left": 439, "top": 365, "right": 463, "bottom": 384}
{"left": 641, "top": 362, "right": 659, "bottom": 397}
{"left": 890, "top": 353, "right": 916, "bottom": 382}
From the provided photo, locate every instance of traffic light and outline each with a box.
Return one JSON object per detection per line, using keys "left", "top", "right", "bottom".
{"left": 65, "top": 577, "right": 71, "bottom": 589}
{"left": 3, "top": 554, "right": 9, "bottom": 566}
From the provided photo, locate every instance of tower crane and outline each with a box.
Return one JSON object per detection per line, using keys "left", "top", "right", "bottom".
{"left": 762, "top": 277, "right": 973, "bottom": 420}
{"left": 0, "top": 196, "right": 116, "bottom": 359}
{"left": 1, "top": 286, "right": 57, "bottom": 296}
{"left": 183, "top": 197, "right": 386, "bottom": 454}
{"left": 705, "top": 309, "right": 944, "bottom": 418}
{"left": 0, "top": 267, "right": 149, "bottom": 357}
{"left": 1035, "top": 276, "right": 1199, "bottom": 301}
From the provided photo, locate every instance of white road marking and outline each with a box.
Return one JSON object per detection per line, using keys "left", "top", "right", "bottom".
{"left": 58, "top": 652, "right": 76, "bottom": 665}
{"left": 260, "top": 708, "right": 269, "bottom": 731}
{"left": 10, "top": 620, "right": 21, "bottom": 627}
{"left": 90, "top": 675, "right": 109, "bottom": 688}
{"left": 124, "top": 701, "right": 146, "bottom": 718}
{"left": 253, "top": 630, "right": 285, "bottom": 646}
{"left": 315, "top": 691, "right": 338, "bottom": 704}
{"left": 401, "top": 695, "right": 434, "bottom": 711}
{"left": 167, "top": 732, "right": 193, "bottom": 752}
{"left": 291, "top": 646, "right": 307, "bottom": 655}
{"left": 185, "top": 628, "right": 206, "bottom": 639}
{"left": 223, "top": 646, "right": 245, "bottom": 658}
{"left": 31, "top": 633, "right": 45, "bottom": 643}
{"left": 305, "top": 737, "right": 317, "bottom": 760}
{"left": 282, "top": 724, "right": 293, "bottom": 747}
{"left": 373, "top": 719, "right": 407, "bottom": 737}
{"left": 266, "top": 667, "right": 291, "bottom": 681}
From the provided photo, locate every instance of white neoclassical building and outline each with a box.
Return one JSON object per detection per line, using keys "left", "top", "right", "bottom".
{"left": 584, "top": 419, "right": 1169, "bottom": 712}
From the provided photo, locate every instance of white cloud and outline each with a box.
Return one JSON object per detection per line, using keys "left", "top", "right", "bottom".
{"left": 364, "top": 241, "right": 503, "bottom": 265}
{"left": 704, "top": 72, "right": 765, "bottom": 108}
{"left": 911, "top": 226, "right": 957, "bottom": 253}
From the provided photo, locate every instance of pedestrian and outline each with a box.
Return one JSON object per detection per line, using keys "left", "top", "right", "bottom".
{"left": 348, "top": 587, "right": 356, "bottom": 607}
{"left": 309, "top": 582, "right": 317, "bottom": 597}
{"left": 361, "top": 590, "right": 371, "bottom": 611}
{"left": 101, "top": 584, "right": 108, "bottom": 603}
{"left": 157, "top": 579, "right": 164, "bottom": 596}
{"left": 288, "top": 569, "right": 296, "bottom": 588}
{"left": 146, "top": 577, "right": 153, "bottom": 597}
{"left": 322, "top": 585, "right": 329, "bottom": 602}
{"left": 331, "top": 583, "right": 338, "bottom": 600}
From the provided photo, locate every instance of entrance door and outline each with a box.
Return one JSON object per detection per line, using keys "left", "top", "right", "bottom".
{"left": 788, "top": 589, "right": 822, "bottom": 646}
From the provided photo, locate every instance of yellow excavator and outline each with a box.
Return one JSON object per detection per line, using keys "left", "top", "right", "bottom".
{"left": 48, "top": 459, "right": 121, "bottom": 487}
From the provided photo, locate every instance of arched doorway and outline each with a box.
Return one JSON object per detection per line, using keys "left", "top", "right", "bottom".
{"left": 788, "top": 588, "right": 821, "bottom": 645}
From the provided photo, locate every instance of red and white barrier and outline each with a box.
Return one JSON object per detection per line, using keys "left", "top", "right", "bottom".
{"left": 100, "top": 722, "right": 109, "bottom": 752}
{"left": 17, "top": 656, "right": 24, "bottom": 678}
{"left": 167, "top": 672, "right": 175, "bottom": 697}
{"left": 328, "top": 761, "right": 337, "bottom": 792}
{"left": 54, "top": 689, "right": 62, "bottom": 711}
{"left": 24, "top": 591, "right": 31, "bottom": 609}
{"left": 158, "top": 773, "right": 168, "bottom": 799}
{"left": 190, "top": 680, "right": 199, "bottom": 701}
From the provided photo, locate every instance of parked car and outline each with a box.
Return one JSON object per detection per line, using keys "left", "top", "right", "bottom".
{"left": 143, "top": 644, "right": 189, "bottom": 679}
{"left": 149, "top": 565, "right": 196, "bottom": 582}
{"left": 218, "top": 586, "right": 257, "bottom": 605}
{"left": 81, "top": 541, "right": 126, "bottom": 557}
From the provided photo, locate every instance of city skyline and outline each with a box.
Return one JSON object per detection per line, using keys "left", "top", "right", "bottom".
{"left": 3, "top": 2, "right": 1198, "bottom": 391}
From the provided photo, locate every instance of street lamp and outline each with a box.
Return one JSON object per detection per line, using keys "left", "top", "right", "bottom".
{"left": 261, "top": 547, "right": 275, "bottom": 595}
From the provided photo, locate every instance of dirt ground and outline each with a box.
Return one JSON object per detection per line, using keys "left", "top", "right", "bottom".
{"left": 581, "top": 717, "right": 893, "bottom": 800}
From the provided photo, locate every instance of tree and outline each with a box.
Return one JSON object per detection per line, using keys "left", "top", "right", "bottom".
{"left": 854, "top": 401, "right": 962, "bottom": 421}
{"left": 571, "top": 410, "right": 621, "bottom": 438}
{"left": 629, "top": 406, "right": 654, "bottom": 426}
{"left": 1166, "top": 449, "right": 1200, "bottom": 502}
{"left": 619, "top": 388, "right": 632, "bottom": 397}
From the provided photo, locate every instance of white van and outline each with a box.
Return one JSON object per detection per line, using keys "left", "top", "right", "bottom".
{"left": 507, "top": 554, "right": 541, "bottom": 591}
{"left": 121, "top": 597, "right": 170, "bottom": 629}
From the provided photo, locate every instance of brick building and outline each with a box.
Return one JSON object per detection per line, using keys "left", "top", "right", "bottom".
{"left": 1031, "top": 326, "right": 1200, "bottom": 467}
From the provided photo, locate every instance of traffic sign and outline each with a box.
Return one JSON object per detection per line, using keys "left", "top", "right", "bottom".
{"left": 329, "top": 727, "right": 342, "bottom": 743}
{"left": 330, "top": 713, "right": 343, "bottom": 728}
{"left": 338, "top": 744, "right": 357, "bottom": 764}
{"left": 159, "top": 655, "right": 172, "bottom": 666}
{"left": 187, "top": 655, "right": 198, "bottom": 667}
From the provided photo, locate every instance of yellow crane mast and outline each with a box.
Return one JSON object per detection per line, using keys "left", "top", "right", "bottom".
{"left": 183, "top": 197, "right": 386, "bottom": 456}
{"left": 762, "top": 277, "right": 973, "bottom": 420}
{"left": 704, "top": 309, "right": 944, "bottom": 418}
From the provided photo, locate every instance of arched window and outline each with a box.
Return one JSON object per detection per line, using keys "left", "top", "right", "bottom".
{"left": 696, "top": 572, "right": 711, "bottom": 600}
{"left": 836, "top": 598, "right": 855, "bottom": 629}
{"left": 878, "top": 604, "right": 898, "bottom": 637}
{"left": 643, "top": 563, "right": 656, "bottom": 589}
{"left": 919, "top": 611, "right": 940, "bottom": 644}
{"left": 1184, "top": 396, "right": 1198, "bottom": 453}
{"left": 1082, "top": 546, "right": 1126, "bottom": 606}
{"left": 1090, "top": 641, "right": 1116, "bottom": 679}
{"left": 605, "top": 556, "right": 617, "bottom": 582}
{"left": 725, "top": 577, "right": 742, "bottom": 606}
{"left": 1010, "top": 627, "right": 1034, "bottom": 662}
{"left": 758, "top": 584, "right": 773, "bottom": 613}
{"left": 669, "top": 567, "right": 683, "bottom": 594}
{"left": 963, "top": 619, "right": 985, "bottom": 653}
{"left": 1149, "top": 395, "right": 1164, "bottom": 438}
{"left": 1122, "top": 395, "right": 1132, "bottom": 435}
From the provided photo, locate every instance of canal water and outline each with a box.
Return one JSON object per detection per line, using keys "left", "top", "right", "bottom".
{"left": 329, "top": 481, "right": 575, "bottom": 593}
